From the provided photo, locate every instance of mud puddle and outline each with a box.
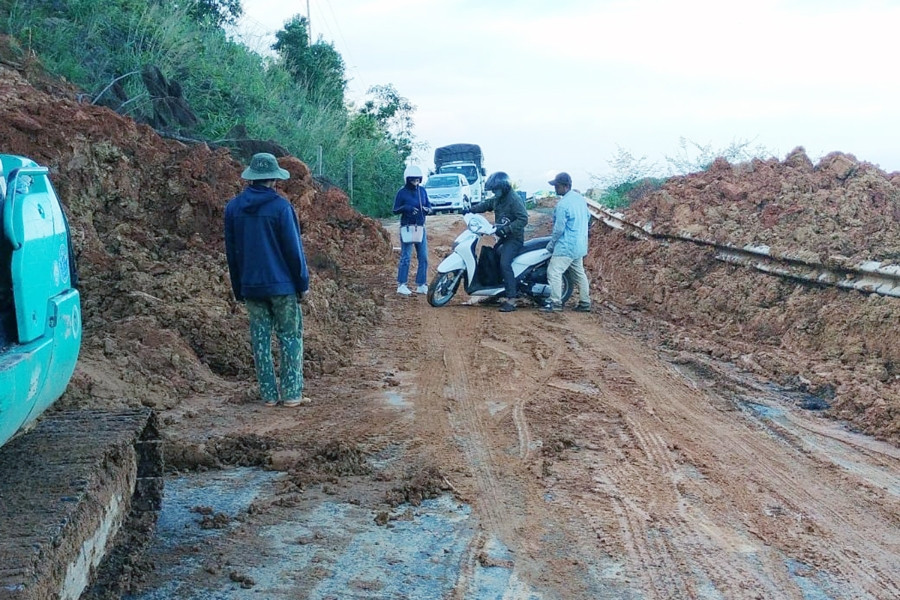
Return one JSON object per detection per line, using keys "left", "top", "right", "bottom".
{"left": 126, "top": 467, "right": 542, "bottom": 599}
{"left": 739, "top": 398, "right": 900, "bottom": 498}
{"left": 673, "top": 357, "right": 900, "bottom": 500}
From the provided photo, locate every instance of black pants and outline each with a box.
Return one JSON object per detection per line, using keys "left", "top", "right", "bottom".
{"left": 497, "top": 239, "right": 522, "bottom": 299}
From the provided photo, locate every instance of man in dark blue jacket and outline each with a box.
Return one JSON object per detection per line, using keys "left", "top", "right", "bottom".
{"left": 225, "top": 153, "right": 310, "bottom": 408}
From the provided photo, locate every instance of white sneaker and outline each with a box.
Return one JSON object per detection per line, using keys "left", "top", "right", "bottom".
{"left": 397, "top": 284, "right": 412, "bottom": 296}
{"left": 416, "top": 284, "right": 428, "bottom": 294}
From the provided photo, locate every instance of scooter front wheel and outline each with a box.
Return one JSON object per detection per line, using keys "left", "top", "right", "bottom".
{"left": 427, "top": 270, "right": 464, "bottom": 307}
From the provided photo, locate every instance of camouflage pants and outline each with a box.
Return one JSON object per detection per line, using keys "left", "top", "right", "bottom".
{"left": 245, "top": 295, "right": 304, "bottom": 403}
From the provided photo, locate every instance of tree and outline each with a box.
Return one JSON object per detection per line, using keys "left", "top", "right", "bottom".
{"left": 7, "top": 0, "right": 412, "bottom": 218}
{"left": 187, "top": 0, "right": 244, "bottom": 28}
{"left": 273, "top": 16, "right": 346, "bottom": 107}
{"left": 591, "top": 145, "right": 659, "bottom": 190}
{"left": 358, "top": 84, "right": 416, "bottom": 160}
{"left": 590, "top": 146, "right": 665, "bottom": 209}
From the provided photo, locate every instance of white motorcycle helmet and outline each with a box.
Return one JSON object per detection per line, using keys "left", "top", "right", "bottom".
{"left": 403, "top": 164, "right": 424, "bottom": 183}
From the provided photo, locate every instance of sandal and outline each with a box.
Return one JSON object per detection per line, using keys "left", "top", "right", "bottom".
{"left": 283, "top": 397, "right": 311, "bottom": 408}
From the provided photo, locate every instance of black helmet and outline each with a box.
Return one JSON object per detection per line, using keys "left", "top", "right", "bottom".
{"left": 484, "top": 171, "right": 511, "bottom": 197}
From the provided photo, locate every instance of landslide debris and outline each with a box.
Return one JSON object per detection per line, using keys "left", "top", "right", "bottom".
{"left": 3, "top": 44, "right": 897, "bottom": 448}
{"left": 0, "top": 62, "right": 392, "bottom": 412}
{"left": 588, "top": 148, "right": 900, "bottom": 442}
{"left": 626, "top": 150, "right": 900, "bottom": 263}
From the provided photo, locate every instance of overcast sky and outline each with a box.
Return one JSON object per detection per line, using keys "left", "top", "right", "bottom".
{"left": 237, "top": 0, "right": 899, "bottom": 194}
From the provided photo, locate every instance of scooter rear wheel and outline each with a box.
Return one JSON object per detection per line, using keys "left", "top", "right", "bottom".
{"left": 529, "top": 270, "right": 575, "bottom": 306}
{"left": 427, "top": 270, "right": 464, "bottom": 307}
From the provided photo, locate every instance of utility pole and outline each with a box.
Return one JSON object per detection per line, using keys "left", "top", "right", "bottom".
{"left": 307, "top": 0, "right": 311, "bottom": 45}
{"left": 348, "top": 154, "right": 354, "bottom": 204}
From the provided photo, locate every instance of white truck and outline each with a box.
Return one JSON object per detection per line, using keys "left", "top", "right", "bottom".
{"left": 433, "top": 143, "right": 486, "bottom": 205}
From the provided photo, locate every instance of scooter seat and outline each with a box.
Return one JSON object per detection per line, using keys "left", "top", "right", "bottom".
{"left": 521, "top": 236, "right": 551, "bottom": 253}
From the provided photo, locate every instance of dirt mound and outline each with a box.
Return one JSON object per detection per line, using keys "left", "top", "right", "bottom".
{"left": 4, "top": 50, "right": 896, "bottom": 447}
{"left": 627, "top": 149, "right": 900, "bottom": 262}
{"left": 0, "top": 63, "right": 392, "bottom": 411}
{"left": 588, "top": 148, "right": 900, "bottom": 442}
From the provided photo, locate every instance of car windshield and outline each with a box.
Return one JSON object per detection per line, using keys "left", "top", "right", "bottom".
{"left": 440, "top": 165, "right": 477, "bottom": 185}
{"left": 425, "top": 175, "right": 461, "bottom": 188}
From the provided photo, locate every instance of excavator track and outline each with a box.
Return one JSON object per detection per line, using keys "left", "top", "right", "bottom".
{"left": 586, "top": 199, "right": 900, "bottom": 298}
{"left": 0, "top": 408, "right": 161, "bottom": 600}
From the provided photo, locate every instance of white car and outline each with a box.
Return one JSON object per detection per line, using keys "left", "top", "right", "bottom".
{"left": 424, "top": 173, "right": 472, "bottom": 214}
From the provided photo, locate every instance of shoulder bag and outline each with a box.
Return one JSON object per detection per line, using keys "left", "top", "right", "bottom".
{"left": 400, "top": 188, "right": 425, "bottom": 243}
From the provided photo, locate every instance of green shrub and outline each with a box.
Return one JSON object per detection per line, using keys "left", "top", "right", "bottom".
{"left": 597, "top": 178, "right": 666, "bottom": 209}
{"left": 591, "top": 139, "right": 775, "bottom": 209}
{"left": 664, "top": 136, "right": 774, "bottom": 175}
{"left": 0, "top": 0, "right": 411, "bottom": 217}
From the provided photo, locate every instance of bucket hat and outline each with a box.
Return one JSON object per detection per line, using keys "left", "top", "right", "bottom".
{"left": 241, "top": 153, "right": 290, "bottom": 180}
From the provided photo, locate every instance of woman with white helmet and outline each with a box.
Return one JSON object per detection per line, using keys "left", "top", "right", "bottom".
{"left": 392, "top": 165, "right": 432, "bottom": 296}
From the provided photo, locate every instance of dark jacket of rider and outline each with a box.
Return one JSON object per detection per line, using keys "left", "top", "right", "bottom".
{"left": 470, "top": 189, "right": 528, "bottom": 243}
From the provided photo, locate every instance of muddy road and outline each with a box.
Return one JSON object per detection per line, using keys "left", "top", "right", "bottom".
{"left": 0, "top": 56, "right": 896, "bottom": 600}
{"left": 131, "top": 212, "right": 900, "bottom": 600}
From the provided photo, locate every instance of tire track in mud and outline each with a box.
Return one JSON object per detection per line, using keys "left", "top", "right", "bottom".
{"left": 615, "top": 342, "right": 900, "bottom": 596}
{"left": 414, "top": 305, "right": 535, "bottom": 597}
{"left": 544, "top": 322, "right": 729, "bottom": 596}
{"left": 545, "top": 315, "right": 900, "bottom": 599}
{"left": 387, "top": 220, "right": 570, "bottom": 597}
{"left": 482, "top": 313, "right": 753, "bottom": 598}
{"left": 555, "top": 340, "right": 723, "bottom": 598}
{"left": 413, "top": 302, "right": 609, "bottom": 598}
{"left": 397, "top": 216, "right": 898, "bottom": 598}
{"left": 434, "top": 310, "right": 515, "bottom": 531}
{"left": 479, "top": 318, "right": 567, "bottom": 460}
{"left": 477, "top": 336, "right": 535, "bottom": 459}
{"left": 476, "top": 312, "right": 640, "bottom": 599}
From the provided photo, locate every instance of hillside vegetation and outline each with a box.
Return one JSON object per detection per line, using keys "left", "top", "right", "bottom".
{"left": 0, "top": 0, "right": 411, "bottom": 216}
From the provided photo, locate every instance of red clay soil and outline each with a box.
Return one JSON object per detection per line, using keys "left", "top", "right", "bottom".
{"left": 590, "top": 150, "right": 900, "bottom": 443}
{"left": 0, "top": 59, "right": 391, "bottom": 413}
{"left": 2, "top": 48, "right": 899, "bottom": 599}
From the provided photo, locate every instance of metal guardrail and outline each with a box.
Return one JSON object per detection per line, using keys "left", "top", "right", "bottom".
{"left": 585, "top": 198, "right": 900, "bottom": 298}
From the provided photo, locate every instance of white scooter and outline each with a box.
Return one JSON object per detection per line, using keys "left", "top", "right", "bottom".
{"left": 427, "top": 213, "right": 573, "bottom": 307}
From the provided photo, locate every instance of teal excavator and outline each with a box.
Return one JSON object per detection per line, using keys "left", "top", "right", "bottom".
{"left": 0, "top": 155, "right": 161, "bottom": 600}
{"left": 0, "top": 153, "right": 81, "bottom": 447}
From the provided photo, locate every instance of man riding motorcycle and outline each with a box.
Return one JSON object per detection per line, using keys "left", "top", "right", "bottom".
{"left": 467, "top": 172, "right": 528, "bottom": 312}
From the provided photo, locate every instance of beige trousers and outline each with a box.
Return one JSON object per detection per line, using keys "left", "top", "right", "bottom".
{"left": 547, "top": 255, "right": 590, "bottom": 305}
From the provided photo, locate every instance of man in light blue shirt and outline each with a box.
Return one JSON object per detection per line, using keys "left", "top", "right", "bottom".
{"left": 542, "top": 172, "right": 591, "bottom": 312}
